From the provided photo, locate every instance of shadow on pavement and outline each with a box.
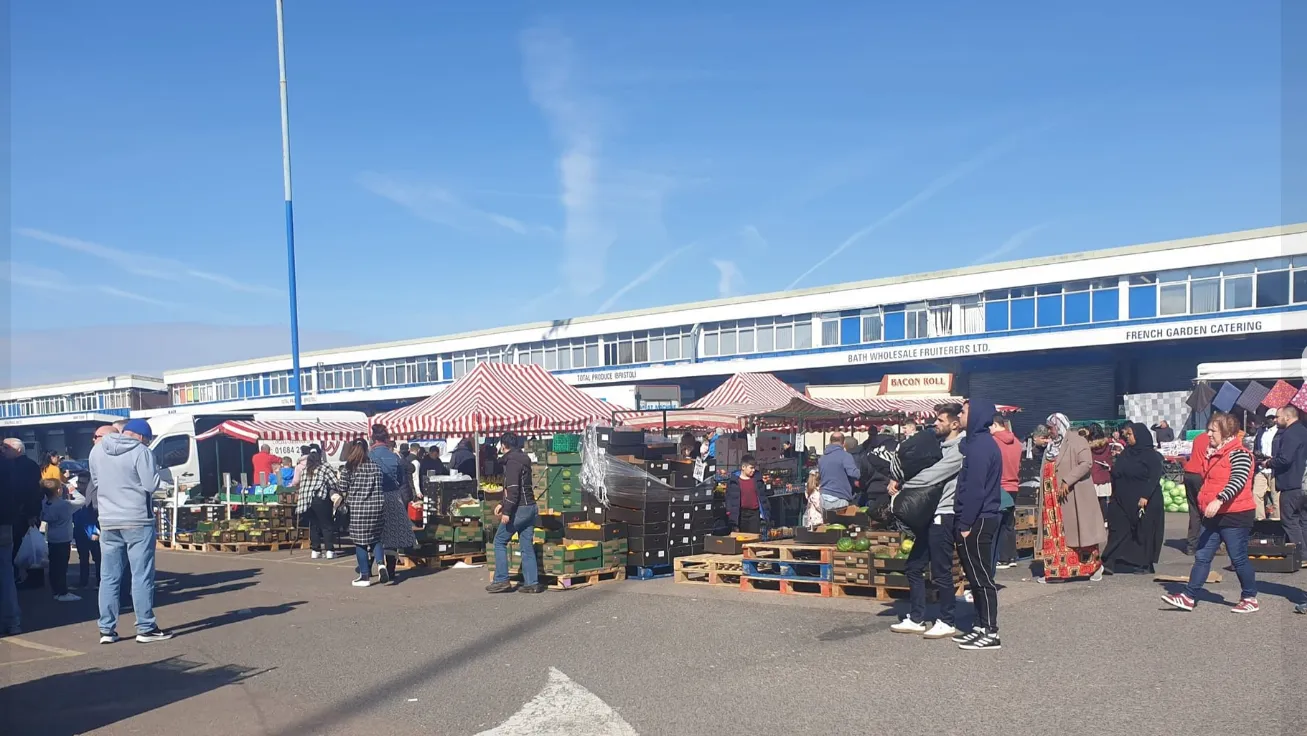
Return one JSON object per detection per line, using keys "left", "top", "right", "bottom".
{"left": 0, "top": 656, "right": 268, "bottom": 735}
{"left": 14, "top": 567, "right": 263, "bottom": 635}
{"left": 173, "top": 600, "right": 307, "bottom": 637}
{"left": 279, "top": 587, "right": 615, "bottom": 736}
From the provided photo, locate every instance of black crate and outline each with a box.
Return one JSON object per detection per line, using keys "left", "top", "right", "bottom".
{"left": 627, "top": 534, "right": 669, "bottom": 552}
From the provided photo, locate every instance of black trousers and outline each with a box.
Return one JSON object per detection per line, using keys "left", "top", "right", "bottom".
{"left": 904, "top": 514, "right": 956, "bottom": 626}
{"left": 74, "top": 530, "right": 101, "bottom": 585}
{"left": 996, "top": 505, "right": 1017, "bottom": 564}
{"left": 737, "top": 508, "right": 761, "bottom": 534}
{"left": 49, "top": 541, "right": 71, "bottom": 596}
{"left": 1184, "top": 472, "right": 1203, "bottom": 552}
{"left": 308, "top": 498, "right": 337, "bottom": 552}
{"left": 957, "top": 516, "right": 1001, "bottom": 633}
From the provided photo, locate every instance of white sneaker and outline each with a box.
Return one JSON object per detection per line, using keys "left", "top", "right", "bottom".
{"left": 324, "top": 551, "right": 337, "bottom": 560}
{"left": 310, "top": 550, "right": 321, "bottom": 559}
{"left": 1090, "top": 567, "right": 1104, "bottom": 582}
{"left": 890, "top": 616, "right": 927, "bottom": 634}
{"left": 922, "top": 620, "right": 959, "bottom": 640}
{"left": 54, "top": 593, "right": 81, "bottom": 603}
{"left": 352, "top": 575, "right": 372, "bottom": 588}
{"left": 963, "top": 590, "right": 974, "bottom": 604}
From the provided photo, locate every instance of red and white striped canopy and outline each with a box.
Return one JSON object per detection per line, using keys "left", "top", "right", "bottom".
{"left": 372, "top": 362, "right": 616, "bottom": 436}
{"left": 687, "top": 372, "right": 804, "bottom": 409}
{"left": 195, "top": 419, "right": 367, "bottom": 443}
{"left": 622, "top": 373, "right": 837, "bottom": 431}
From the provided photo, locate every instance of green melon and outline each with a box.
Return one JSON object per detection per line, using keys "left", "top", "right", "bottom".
{"left": 853, "top": 537, "right": 871, "bottom": 552}
{"left": 836, "top": 537, "right": 855, "bottom": 552}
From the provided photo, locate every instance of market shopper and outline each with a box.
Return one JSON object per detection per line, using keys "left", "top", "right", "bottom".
{"left": 991, "top": 416, "right": 1021, "bottom": 570}
{"left": 725, "top": 454, "right": 765, "bottom": 534}
{"left": 0, "top": 455, "right": 21, "bottom": 635}
{"left": 1252, "top": 410, "right": 1279, "bottom": 520}
{"left": 1270, "top": 406, "right": 1307, "bottom": 556}
{"left": 1162, "top": 412, "right": 1259, "bottom": 613}
{"left": 251, "top": 444, "right": 281, "bottom": 486}
{"left": 952, "top": 400, "right": 1004, "bottom": 651}
{"left": 487, "top": 433, "right": 543, "bottom": 594}
{"left": 1088, "top": 424, "right": 1115, "bottom": 522}
{"left": 340, "top": 439, "right": 385, "bottom": 587}
{"left": 451, "top": 438, "right": 477, "bottom": 477}
{"left": 1182, "top": 428, "right": 1211, "bottom": 555}
{"left": 1035, "top": 413, "right": 1106, "bottom": 583}
{"left": 890, "top": 403, "right": 965, "bottom": 640}
{"left": 1151, "top": 420, "right": 1175, "bottom": 444}
{"left": 295, "top": 448, "right": 340, "bottom": 559}
{"left": 817, "top": 432, "right": 860, "bottom": 512}
{"left": 90, "top": 419, "right": 172, "bottom": 643}
{"left": 368, "top": 426, "right": 415, "bottom": 584}
{"left": 41, "top": 478, "right": 87, "bottom": 601}
{"left": 1103, "top": 423, "right": 1164, "bottom": 574}
{"left": 41, "top": 451, "right": 64, "bottom": 485}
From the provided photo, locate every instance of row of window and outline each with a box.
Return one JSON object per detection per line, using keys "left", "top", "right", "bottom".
{"left": 1, "top": 389, "right": 137, "bottom": 418}
{"left": 164, "top": 255, "right": 1307, "bottom": 406}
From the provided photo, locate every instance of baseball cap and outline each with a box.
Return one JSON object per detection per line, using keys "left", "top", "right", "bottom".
{"left": 1267, "top": 408, "right": 1278, "bottom": 417}
{"left": 123, "top": 418, "right": 154, "bottom": 441}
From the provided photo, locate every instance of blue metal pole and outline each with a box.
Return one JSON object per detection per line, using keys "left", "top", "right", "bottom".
{"left": 276, "top": 0, "right": 303, "bottom": 410}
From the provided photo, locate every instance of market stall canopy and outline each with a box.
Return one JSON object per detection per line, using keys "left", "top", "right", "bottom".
{"left": 372, "top": 362, "right": 616, "bottom": 436}
{"left": 195, "top": 419, "right": 368, "bottom": 443}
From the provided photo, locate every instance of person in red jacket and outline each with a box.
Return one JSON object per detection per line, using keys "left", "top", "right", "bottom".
{"left": 990, "top": 417, "right": 1022, "bottom": 569}
{"left": 1163, "top": 411, "right": 1258, "bottom": 613}
{"left": 1181, "top": 429, "right": 1211, "bottom": 555}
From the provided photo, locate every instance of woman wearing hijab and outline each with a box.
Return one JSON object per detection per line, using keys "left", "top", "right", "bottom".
{"left": 1036, "top": 413, "right": 1107, "bottom": 582}
{"left": 1102, "top": 423, "right": 1165, "bottom": 574}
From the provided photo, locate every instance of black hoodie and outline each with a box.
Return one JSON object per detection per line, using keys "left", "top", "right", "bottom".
{"left": 954, "top": 401, "right": 1002, "bottom": 529}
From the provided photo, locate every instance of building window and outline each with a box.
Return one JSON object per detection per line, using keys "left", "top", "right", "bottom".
{"left": 904, "top": 303, "right": 928, "bottom": 340}
{"left": 820, "top": 315, "right": 840, "bottom": 346}
{"left": 1256, "top": 265, "right": 1291, "bottom": 308}
{"left": 861, "top": 308, "right": 883, "bottom": 342}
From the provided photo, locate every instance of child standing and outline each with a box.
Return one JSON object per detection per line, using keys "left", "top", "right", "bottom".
{"left": 72, "top": 501, "right": 101, "bottom": 589}
{"left": 279, "top": 456, "right": 296, "bottom": 487}
{"left": 39, "top": 478, "right": 87, "bottom": 602}
{"left": 804, "top": 469, "right": 824, "bottom": 528}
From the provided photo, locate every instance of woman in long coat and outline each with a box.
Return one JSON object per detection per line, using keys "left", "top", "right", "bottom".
{"left": 1038, "top": 413, "right": 1107, "bottom": 582}
{"left": 1103, "top": 423, "right": 1165, "bottom": 573}
{"left": 339, "top": 439, "right": 385, "bottom": 587}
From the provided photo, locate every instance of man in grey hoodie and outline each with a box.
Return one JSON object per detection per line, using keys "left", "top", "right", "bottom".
{"left": 89, "top": 419, "right": 171, "bottom": 644}
{"left": 890, "top": 403, "right": 965, "bottom": 640}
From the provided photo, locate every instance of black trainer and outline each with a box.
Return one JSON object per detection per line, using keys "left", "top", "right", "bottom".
{"left": 517, "top": 583, "right": 546, "bottom": 594}
{"left": 485, "top": 581, "right": 514, "bottom": 593}
{"left": 136, "top": 628, "right": 174, "bottom": 644}
{"left": 951, "top": 627, "right": 984, "bottom": 645}
{"left": 959, "top": 631, "right": 1002, "bottom": 650}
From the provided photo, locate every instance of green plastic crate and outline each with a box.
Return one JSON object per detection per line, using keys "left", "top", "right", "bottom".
{"left": 551, "top": 434, "right": 582, "bottom": 452}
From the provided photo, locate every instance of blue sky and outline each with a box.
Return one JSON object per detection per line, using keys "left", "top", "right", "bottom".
{"left": 6, "top": 1, "right": 1292, "bottom": 385}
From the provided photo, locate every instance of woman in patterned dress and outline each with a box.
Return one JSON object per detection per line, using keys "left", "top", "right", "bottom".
{"left": 379, "top": 462, "right": 418, "bottom": 585}
{"left": 339, "top": 439, "right": 385, "bottom": 588}
{"left": 1037, "top": 413, "right": 1107, "bottom": 583}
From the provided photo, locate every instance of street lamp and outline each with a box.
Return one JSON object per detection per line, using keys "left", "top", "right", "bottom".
{"left": 275, "top": 0, "right": 303, "bottom": 410}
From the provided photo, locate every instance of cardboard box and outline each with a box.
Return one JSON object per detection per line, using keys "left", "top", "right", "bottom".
{"left": 831, "top": 551, "right": 871, "bottom": 568}
{"left": 627, "top": 548, "right": 669, "bottom": 566}
{"left": 548, "top": 466, "right": 580, "bottom": 484}
{"left": 564, "top": 521, "right": 627, "bottom": 541}
{"left": 547, "top": 452, "right": 583, "bottom": 466}
{"left": 542, "top": 542, "right": 602, "bottom": 562}
{"left": 541, "top": 558, "right": 604, "bottom": 576}
{"left": 628, "top": 534, "right": 669, "bottom": 552}
{"left": 609, "top": 503, "right": 670, "bottom": 524}
{"left": 706, "top": 534, "right": 757, "bottom": 555}
{"left": 627, "top": 521, "right": 668, "bottom": 537}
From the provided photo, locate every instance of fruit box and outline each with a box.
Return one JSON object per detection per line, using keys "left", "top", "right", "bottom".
{"left": 872, "top": 556, "right": 909, "bottom": 572}
{"left": 547, "top": 452, "right": 583, "bottom": 466}
{"left": 541, "top": 558, "right": 605, "bottom": 576}
{"left": 542, "top": 542, "right": 603, "bottom": 562}
{"left": 831, "top": 567, "right": 872, "bottom": 585}
{"left": 564, "top": 521, "right": 626, "bottom": 542}
{"left": 831, "top": 551, "right": 871, "bottom": 568}
{"left": 795, "top": 527, "right": 843, "bottom": 545}
{"left": 548, "top": 466, "right": 581, "bottom": 484}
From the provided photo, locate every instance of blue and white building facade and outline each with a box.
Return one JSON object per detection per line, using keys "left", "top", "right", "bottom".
{"left": 0, "top": 375, "right": 170, "bottom": 458}
{"left": 6, "top": 223, "right": 1306, "bottom": 446}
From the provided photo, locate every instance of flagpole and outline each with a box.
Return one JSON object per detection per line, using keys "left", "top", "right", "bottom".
{"left": 276, "top": 0, "right": 304, "bottom": 410}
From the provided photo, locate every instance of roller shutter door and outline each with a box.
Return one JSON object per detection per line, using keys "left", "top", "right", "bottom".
{"left": 969, "top": 364, "right": 1116, "bottom": 437}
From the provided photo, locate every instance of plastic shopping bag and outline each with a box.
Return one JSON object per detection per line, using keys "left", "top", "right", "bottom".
{"left": 15, "top": 527, "right": 49, "bottom": 569}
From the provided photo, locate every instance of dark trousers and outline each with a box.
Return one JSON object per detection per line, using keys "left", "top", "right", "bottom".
{"left": 994, "top": 502, "right": 1017, "bottom": 566}
{"left": 738, "top": 508, "right": 761, "bottom": 534}
{"left": 1184, "top": 472, "right": 1203, "bottom": 552}
{"left": 958, "top": 516, "right": 1001, "bottom": 633}
{"left": 905, "top": 514, "right": 957, "bottom": 626}
{"left": 308, "top": 498, "right": 337, "bottom": 552}
{"left": 74, "top": 530, "right": 101, "bottom": 586}
{"left": 1279, "top": 489, "right": 1307, "bottom": 554}
{"left": 49, "top": 541, "right": 71, "bottom": 596}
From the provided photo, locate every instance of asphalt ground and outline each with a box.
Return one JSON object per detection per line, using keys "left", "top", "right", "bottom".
{"left": 1, "top": 515, "right": 1304, "bottom": 736}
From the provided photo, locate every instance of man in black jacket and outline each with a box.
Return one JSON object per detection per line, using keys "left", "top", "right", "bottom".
{"left": 486, "top": 433, "right": 543, "bottom": 594}
{"left": 1271, "top": 406, "right": 1307, "bottom": 556}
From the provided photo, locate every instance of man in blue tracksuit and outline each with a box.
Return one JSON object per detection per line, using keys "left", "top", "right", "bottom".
{"left": 952, "top": 400, "right": 1004, "bottom": 651}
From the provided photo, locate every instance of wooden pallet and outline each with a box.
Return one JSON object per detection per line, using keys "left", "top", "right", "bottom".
{"left": 546, "top": 566, "right": 625, "bottom": 590}
{"left": 831, "top": 581, "right": 969, "bottom": 601}
{"left": 740, "top": 576, "right": 831, "bottom": 597}
{"left": 673, "top": 554, "right": 744, "bottom": 585}
{"left": 396, "top": 551, "right": 487, "bottom": 570}
{"left": 743, "top": 541, "right": 834, "bottom": 564}
{"left": 160, "top": 539, "right": 308, "bottom": 554}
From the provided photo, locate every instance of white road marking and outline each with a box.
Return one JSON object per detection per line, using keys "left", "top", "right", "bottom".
{"left": 476, "top": 667, "right": 638, "bottom": 736}
{"left": 0, "top": 636, "right": 83, "bottom": 658}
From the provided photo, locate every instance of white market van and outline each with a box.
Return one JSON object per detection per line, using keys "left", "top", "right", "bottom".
{"left": 138, "top": 410, "right": 369, "bottom": 497}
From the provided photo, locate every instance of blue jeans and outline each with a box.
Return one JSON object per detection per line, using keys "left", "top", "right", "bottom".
{"left": 98, "top": 526, "right": 158, "bottom": 635}
{"left": 354, "top": 541, "right": 384, "bottom": 576}
{"left": 1186, "top": 523, "right": 1256, "bottom": 600}
{"left": 493, "top": 505, "right": 539, "bottom": 586}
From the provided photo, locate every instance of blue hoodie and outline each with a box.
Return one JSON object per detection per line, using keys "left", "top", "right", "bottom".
{"left": 954, "top": 400, "right": 1002, "bottom": 529}
{"left": 89, "top": 433, "right": 160, "bottom": 530}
